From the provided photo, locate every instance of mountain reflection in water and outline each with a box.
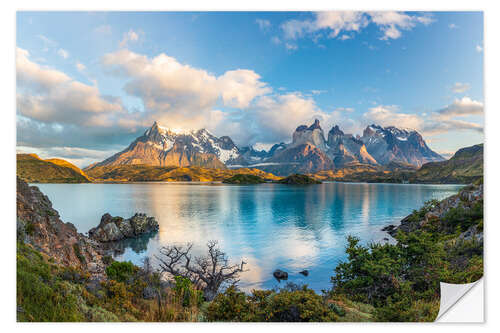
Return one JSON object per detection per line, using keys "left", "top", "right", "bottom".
{"left": 37, "top": 182, "right": 463, "bottom": 292}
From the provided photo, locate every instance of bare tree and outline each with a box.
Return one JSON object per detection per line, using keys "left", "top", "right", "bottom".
{"left": 141, "top": 256, "right": 163, "bottom": 316}
{"left": 155, "top": 240, "right": 247, "bottom": 301}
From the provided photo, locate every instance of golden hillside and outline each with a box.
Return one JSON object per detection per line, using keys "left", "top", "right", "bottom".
{"left": 17, "top": 154, "right": 91, "bottom": 183}
{"left": 85, "top": 164, "right": 282, "bottom": 182}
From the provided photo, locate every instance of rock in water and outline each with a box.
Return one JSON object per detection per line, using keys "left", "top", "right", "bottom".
{"left": 89, "top": 213, "right": 159, "bottom": 242}
{"left": 299, "top": 270, "right": 309, "bottom": 276}
{"left": 273, "top": 269, "right": 288, "bottom": 281}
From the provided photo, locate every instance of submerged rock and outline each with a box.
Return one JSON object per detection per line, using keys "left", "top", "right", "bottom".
{"left": 273, "top": 269, "right": 288, "bottom": 281}
{"left": 89, "top": 213, "right": 159, "bottom": 242}
{"left": 299, "top": 270, "right": 309, "bottom": 276}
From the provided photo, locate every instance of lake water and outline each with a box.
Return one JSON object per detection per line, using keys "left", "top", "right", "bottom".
{"left": 36, "top": 182, "right": 462, "bottom": 292}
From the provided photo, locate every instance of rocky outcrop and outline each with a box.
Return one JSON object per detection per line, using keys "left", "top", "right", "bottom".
{"left": 16, "top": 177, "right": 105, "bottom": 278}
{"left": 88, "top": 213, "right": 159, "bottom": 242}
{"left": 384, "top": 183, "right": 483, "bottom": 237}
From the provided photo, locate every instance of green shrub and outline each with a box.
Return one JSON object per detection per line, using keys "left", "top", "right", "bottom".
{"left": 173, "top": 276, "right": 204, "bottom": 307}
{"left": 205, "top": 285, "right": 337, "bottom": 322}
{"left": 105, "top": 261, "right": 137, "bottom": 283}
{"left": 72, "top": 243, "right": 86, "bottom": 265}
{"left": 17, "top": 242, "right": 85, "bottom": 321}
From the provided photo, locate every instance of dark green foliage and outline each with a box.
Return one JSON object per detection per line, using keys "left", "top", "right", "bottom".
{"left": 331, "top": 190, "right": 483, "bottom": 322}
{"left": 24, "top": 221, "right": 35, "bottom": 236}
{"left": 17, "top": 242, "right": 85, "bottom": 321}
{"left": 222, "top": 174, "right": 266, "bottom": 184}
{"left": 105, "top": 261, "right": 137, "bottom": 283}
{"left": 206, "top": 285, "right": 337, "bottom": 322}
{"left": 328, "top": 303, "right": 346, "bottom": 317}
{"left": 277, "top": 174, "right": 321, "bottom": 184}
{"left": 72, "top": 243, "right": 86, "bottom": 265}
{"left": 173, "top": 276, "right": 204, "bottom": 307}
{"left": 102, "top": 255, "right": 114, "bottom": 265}
{"left": 441, "top": 200, "right": 483, "bottom": 233}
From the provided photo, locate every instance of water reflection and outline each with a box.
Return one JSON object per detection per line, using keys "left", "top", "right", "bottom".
{"left": 37, "top": 182, "right": 463, "bottom": 292}
{"left": 101, "top": 231, "right": 158, "bottom": 257}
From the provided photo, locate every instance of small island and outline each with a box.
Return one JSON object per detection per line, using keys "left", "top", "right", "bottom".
{"left": 276, "top": 174, "right": 322, "bottom": 184}
{"left": 222, "top": 174, "right": 267, "bottom": 184}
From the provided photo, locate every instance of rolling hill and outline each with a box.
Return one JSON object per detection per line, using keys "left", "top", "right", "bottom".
{"left": 85, "top": 164, "right": 281, "bottom": 182}
{"left": 17, "top": 154, "right": 91, "bottom": 183}
{"left": 414, "top": 143, "right": 483, "bottom": 184}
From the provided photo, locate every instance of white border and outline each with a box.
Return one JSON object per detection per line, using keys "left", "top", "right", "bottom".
{"left": 2, "top": 0, "right": 499, "bottom": 332}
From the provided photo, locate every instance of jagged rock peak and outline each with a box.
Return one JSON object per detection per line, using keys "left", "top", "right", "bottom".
{"left": 308, "top": 119, "right": 322, "bottom": 131}
{"left": 296, "top": 119, "right": 322, "bottom": 132}
{"left": 328, "top": 125, "right": 344, "bottom": 136}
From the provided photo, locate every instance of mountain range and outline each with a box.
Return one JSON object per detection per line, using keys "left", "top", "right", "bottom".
{"left": 85, "top": 120, "right": 444, "bottom": 176}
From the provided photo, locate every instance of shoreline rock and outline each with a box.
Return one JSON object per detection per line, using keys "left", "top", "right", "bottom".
{"left": 16, "top": 177, "right": 106, "bottom": 279}
{"left": 89, "top": 213, "right": 159, "bottom": 242}
{"left": 382, "top": 184, "right": 483, "bottom": 238}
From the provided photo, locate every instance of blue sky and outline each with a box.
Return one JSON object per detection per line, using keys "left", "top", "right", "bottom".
{"left": 16, "top": 11, "right": 484, "bottom": 166}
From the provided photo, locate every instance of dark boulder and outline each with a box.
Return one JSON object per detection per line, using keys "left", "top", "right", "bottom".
{"left": 299, "top": 270, "right": 309, "bottom": 276}
{"left": 89, "top": 213, "right": 159, "bottom": 242}
{"left": 273, "top": 269, "right": 288, "bottom": 281}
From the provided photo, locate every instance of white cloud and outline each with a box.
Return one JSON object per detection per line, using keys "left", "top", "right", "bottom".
{"left": 451, "top": 82, "right": 471, "bottom": 94}
{"left": 17, "top": 47, "right": 125, "bottom": 128}
{"left": 448, "top": 23, "right": 458, "bottom": 29}
{"left": 369, "top": 11, "right": 433, "bottom": 40}
{"left": 76, "top": 62, "right": 86, "bottom": 72}
{"left": 18, "top": 47, "right": 359, "bottom": 160}
{"left": 436, "top": 97, "right": 483, "bottom": 118}
{"left": 57, "top": 48, "right": 69, "bottom": 59}
{"left": 16, "top": 48, "right": 70, "bottom": 92}
{"left": 363, "top": 105, "right": 424, "bottom": 130}
{"left": 476, "top": 44, "right": 483, "bottom": 52}
{"left": 119, "top": 29, "right": 140, "bottom": 48}
{"left": 100, "top": 49, "right": 273, "bottom": 132}
{"left": 255, "top": 19, "right": 271, "bottom": 31}
{"left": 285, "top": 43, "right": 298, "bottom": 51}
{"left": 363, "top": 99, "right": 483, "bottom": 136}
{"left": 281, "top": 11, "right": 433, "bottom": 42}
{"left": 218, "top": 70, "right": 271, "bottom": 108}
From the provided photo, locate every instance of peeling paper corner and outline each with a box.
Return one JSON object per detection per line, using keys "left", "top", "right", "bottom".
{"left": 436, "top": 278, "right": 484, "bottom": 322}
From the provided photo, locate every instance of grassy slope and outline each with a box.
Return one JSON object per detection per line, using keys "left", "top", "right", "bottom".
{"left": 45, "top": 158, "right": 92, "bottom": 181}
{"left": 85, "top": 164, "right": 281, "bottom": 182}
{"left": 415, "top": 144, "right": 483, "bottom": 183}
{"left": 17, "top": 154, "right": 90, "bottom": 183}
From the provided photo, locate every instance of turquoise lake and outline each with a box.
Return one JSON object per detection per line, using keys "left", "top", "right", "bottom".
{"left": 36, "top": 182, "right": 463, "bottom": 292}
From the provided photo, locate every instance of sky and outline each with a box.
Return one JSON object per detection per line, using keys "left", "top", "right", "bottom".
{"left": 16, "top": 11, "right": 484, "bottom": 167}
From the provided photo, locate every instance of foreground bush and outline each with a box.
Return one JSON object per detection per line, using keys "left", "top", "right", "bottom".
{"left": 205, "top": 285, "right": 338, "bottom": 322}
{"left": 331, "top": 192, "right": 483, "bottom": 322}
